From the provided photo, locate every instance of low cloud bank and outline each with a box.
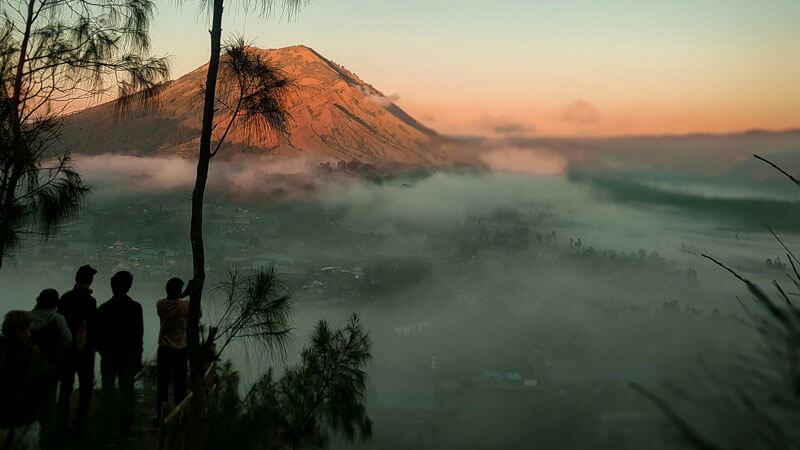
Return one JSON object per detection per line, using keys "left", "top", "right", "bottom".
{"left": 74, "top": 144, "right": 573, "bottom": 197}
{"left": 76, "top": 155, "right": 197, "bottom": 190}
{"left": 74, "top": 154, "right": 318, "bottom": 196}
{"left": 478, "top": 147, "right": 569, "bottom": 176}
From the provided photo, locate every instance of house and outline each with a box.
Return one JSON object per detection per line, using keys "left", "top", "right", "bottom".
{"left": 505, "top": 372, "right": 523, "bottom": 385}
{"left": 523, "top": 378, "right": 539, "bottom": 387}
{"left": 479, "top": 371, "right": 502, "bottom": 384}
{"left": 477, "top": 370, "right": 529, "bottom": 388}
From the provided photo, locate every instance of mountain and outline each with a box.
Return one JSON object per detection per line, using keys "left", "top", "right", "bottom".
{"left": 62, "top": 45, "right": 452, "bottom": 166}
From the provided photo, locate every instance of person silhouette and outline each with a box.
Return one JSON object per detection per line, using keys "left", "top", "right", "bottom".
{"left": 57, "top": 264, "right": 98, "bottom": 435}
{"left": 95, "top": 271, "right": 143, "bottom": 438}
{"left": 30, "top": 288, "right": 71, "bottom": 448}
{"left": 0, "top": 311, "right": 46, "bottom": 450}
{"left": 156, "top": 278, "right": 193, "bottom": 420}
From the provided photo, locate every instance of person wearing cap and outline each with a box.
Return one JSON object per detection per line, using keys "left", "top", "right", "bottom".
{"left": 30, "top": 288, "right": 72, "bottom": 447}
{"left": 95, "top": 271, "right": 143, "bottom": 438}
{"left": 57, "top": 264, "right": 98, "bottom": 434}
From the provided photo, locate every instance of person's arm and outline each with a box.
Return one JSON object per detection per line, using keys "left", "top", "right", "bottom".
{"left": 86, "top": 297, "right": 97, "bottom": 351}
{"left": 134, "top": 303, "right": 144, "bottom": 371}
{"left": 93, "top": 305, "right": 104, "bottom": 355}
{"left": 181, "top": 279, "right": 195, "bottom": 298}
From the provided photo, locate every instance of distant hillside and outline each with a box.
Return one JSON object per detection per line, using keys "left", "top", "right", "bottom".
{"left": 494, "top": 128, "right": 800, "bottom": 174}
{"left": 61, "top": 45, "right": 453, "bottom": 167}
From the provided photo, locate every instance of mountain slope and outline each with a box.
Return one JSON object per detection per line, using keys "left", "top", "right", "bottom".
{"left": 62, "top": 45, "right": 450, "bottom": 166}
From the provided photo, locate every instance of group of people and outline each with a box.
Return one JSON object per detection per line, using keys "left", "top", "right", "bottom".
{"left": 0, "top": 265, "right": 194, "bottom": 449}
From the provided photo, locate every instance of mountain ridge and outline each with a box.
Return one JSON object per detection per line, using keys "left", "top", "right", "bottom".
{"left": 61, "top": 45, "right": 451, "bottom": 166}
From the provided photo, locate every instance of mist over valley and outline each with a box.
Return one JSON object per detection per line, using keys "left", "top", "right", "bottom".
{"left": 4, "top": 134, "right": 798, "bottom": 448}
{"left": 2, "top": 11, "right": 799, "bottom": 445}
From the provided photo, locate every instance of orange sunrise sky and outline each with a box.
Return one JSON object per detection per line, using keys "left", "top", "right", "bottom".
{"left": 140, "top": 0, "right": 800, "bottom": 137}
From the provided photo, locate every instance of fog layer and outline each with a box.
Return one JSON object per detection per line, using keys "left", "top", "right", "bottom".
{"left": 2, "top": 152, "right": 798, "bottom": 449}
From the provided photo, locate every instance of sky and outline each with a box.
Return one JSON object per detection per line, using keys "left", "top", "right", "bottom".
{"left": 148, "top": 0, "right": 800, "bottom": 137}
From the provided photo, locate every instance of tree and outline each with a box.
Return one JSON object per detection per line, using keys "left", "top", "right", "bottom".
{"left": 210, "top": 264, "right": 294, "bottom": 358}
{"left": 177, "top": 266, "right": 371, "bottom": 450}
{"left": 274, "top": 314, "right": 373, "bottom": 449}
{"left": 186, "top": 8, "right": 299, "bottom": 404}
{"left": 0, "top": 0, "right": 170, "bottom": 269}
{"left": 154, "top": 265, "right": 295, "bottom": 449}
{"left": 170, "top": 5, "right": 299, "bottom": 438}
{"left": 206, "top": 314, "right": 372, "bottom": 450}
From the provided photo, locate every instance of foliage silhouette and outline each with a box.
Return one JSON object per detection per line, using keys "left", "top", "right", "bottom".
{"left": 205, "top": 314, "right": 372, "bottom": 450}
{"left": 633, "top": 154, "right": 800, "bottom": 449}
{"left": 210, "top": 264, "right": 293, "bottom": 359}
{"left": 0, "top": 0, "right": 169, "bottom": 268}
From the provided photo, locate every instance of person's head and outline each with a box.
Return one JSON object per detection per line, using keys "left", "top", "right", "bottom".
{"left": 35, "top": 288, "right": 59, "bottom": 310}
{"left": 110, "top": 271, "right": 133, "bottom": 296}
{"left": 166, "top": 277, "right": 184, "bottom": 299}
{"left": 2, "top": 310, "right": 33, "bottom": 345}
{"left": 75, "top": 264, "right": 97, "bottom": 286}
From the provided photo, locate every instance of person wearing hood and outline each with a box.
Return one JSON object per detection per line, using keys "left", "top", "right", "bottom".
{"left": 30, "top": 288, "right": 71, "bottom": 448}
{"left": 31, "top": 289, "right": 72, "bottom": 357}
{"left": 155, "top": 277, "right": 195, "bottom": 421}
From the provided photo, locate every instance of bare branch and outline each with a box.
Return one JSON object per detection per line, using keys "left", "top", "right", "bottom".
{"left": 754, "top": 154, "right": 800, "bottom": 187}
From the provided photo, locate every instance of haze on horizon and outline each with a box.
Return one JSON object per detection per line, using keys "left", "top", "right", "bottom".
{"left": 141, "top": 0, "right": 800, "bottom": 138}
{"left": 4, "top": 0, "right": 800, "bottom": 446}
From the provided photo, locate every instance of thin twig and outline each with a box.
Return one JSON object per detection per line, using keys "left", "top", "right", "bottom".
{"left": 735, "top": 295, "right": 754, "bottom": 319}
{"left": 702, "top": 254, "right": 789, "bottom": 327}
{"left": 702, "top": 254, "right": 746, "bottom": 283}
{"left": 765, "top": 226, "right": 800, "bottom": 270}
{"left": 773, "top": 280, "right": 797, "bottom": 311}
{"left": 629, "top": 382, "right": 719, "bottom": 450}
{"left": 754, "top": 154, "right": 800, "bottom": 187}
{"left": 787, "top": 254, "right": 800, "bottom": 285}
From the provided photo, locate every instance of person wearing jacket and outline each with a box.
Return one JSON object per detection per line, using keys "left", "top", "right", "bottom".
{"left": 57, "top": 264, "right": 98, "bottom": 434}
{"left": 0, "top": 310, "right": 46, "bottom": 450}
{"left": 95, "top": 271, "right": 143, "bottom": 438}
{"left": 30, "top": 289, "right": 71, "bottom": 448}
{"left": 31, "top": 289, "right": 73, "bottom": 362}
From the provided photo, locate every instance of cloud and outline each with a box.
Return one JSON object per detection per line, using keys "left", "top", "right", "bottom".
{"left": 367, "top": 92, "right": 400, "bottom": 108}
{"left": 473, "top": 115, "right": 536, "bottom": 136}
{"left": 75, "top": 155, "right": 196, "bottom": 190}
{"left": 356, "top": 85, "right": 400, "bottom": 108}
{"left": 560, "top": 100, "right": 600, "bottom": 125}
{"left": 478, "top": 147, "right": 569, "bottom": 176}
{"left": 73, "top": 154, "right": 319, "bottom": 197}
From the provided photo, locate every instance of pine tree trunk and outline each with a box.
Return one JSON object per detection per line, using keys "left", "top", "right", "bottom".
{"left": 187, "top": 0, "right": 223, "bottom": 445}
